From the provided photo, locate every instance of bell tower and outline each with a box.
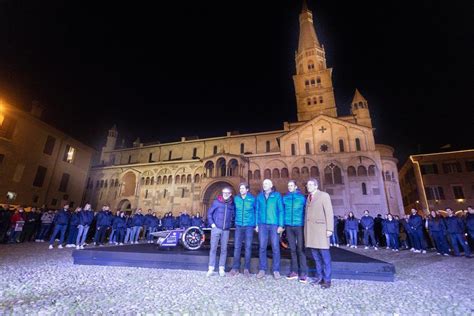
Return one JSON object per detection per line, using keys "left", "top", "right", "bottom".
{"left": 293, "top": 0, "right": 337, "bottom": 121}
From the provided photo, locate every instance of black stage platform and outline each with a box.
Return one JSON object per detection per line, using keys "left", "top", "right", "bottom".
{"left": 73, "top": 244, "right": 395, "bottom": 282}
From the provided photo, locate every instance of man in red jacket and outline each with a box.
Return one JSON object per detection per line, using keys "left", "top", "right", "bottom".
{"left": 9, "top": 208, "right": 25, "bottom": 243}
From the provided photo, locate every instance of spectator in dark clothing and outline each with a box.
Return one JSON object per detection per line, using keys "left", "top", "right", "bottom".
{"left": 179, "top": 210, "right": 192, "bottom": 228}
{"left": 66, "top": 207, "right": 81, "bottom": 247}
{"left": 191, "top": 212, "right": 204, "bottom": 228}
{"left": 466, "top": 206, "right": 474, "bottom": 249}
{"left": 427, "top": 210, "right": 449, "bottom": 256}
{"left": 49, "top": 205, "right": 71, "bottom": 249}
{"left": 360, "top": 210, "right": 377, "bottom": 250}
{"left": 76, "top": 203, "right": 94, "bottom": 249}
{"left": 345, "top": 212, "right": 359, "bottom": 248}
{"left": 114, "top": 211, "right": 127, "bottom": 245}
{"left": 0, "top": 206, "right": 11, "bottom": 243}
{"left": 445, "top": 208, "right": 471, "bottom": 258}
{"left": 385, "top": 214, "right": 400, "bottom": 251}
{"left": 374, "top": 214, "right": 383, "bottom": 247}
{"left": 408, "top": 209, "right": 426, "bottom": 253}
{"left": 20, "top": 208, "right": 38, "bottom": 242}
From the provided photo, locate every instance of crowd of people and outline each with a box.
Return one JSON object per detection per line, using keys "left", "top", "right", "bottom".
{"left": 332, "top": 207, "right": 473, "bottom": 258}
{"left": 1, "top": 178, "right": 472, "bottom": 289}
{"left": 0, "top": 205, "right": 205, "bottom": 249}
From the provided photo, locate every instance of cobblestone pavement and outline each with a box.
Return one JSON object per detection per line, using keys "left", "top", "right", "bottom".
{"left": 0, "top": 243, "right": 473, "bottom": 315}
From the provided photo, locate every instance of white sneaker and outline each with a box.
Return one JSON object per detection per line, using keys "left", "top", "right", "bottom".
{"left": 119, "top": 243, "right": 123, "bottom": 245}
{"left": 76, "top": 245, "right": 80, "bottom": 250}
{"left": 336, "top": 244, "right": 339, "bottom": 247}
{"left": 364, "top": 246, "right": 369, "bottom": 249}
{"left": 346, "top": 244, "right": 350, "bottom": 247}
{"left": 354, "top": 245, "right": 358, "bottom": 249}
{"left": 206, "top": 267, "right": 215, "bottom": 277}
{"left": 414, "top": 250, "right": 421, "bottom": 253}
{"left": 422, "top": 250, "right": 426, "bottom": 254}
{"left": 386, "top": 247, "right": 390, "bottom": 249}
{"left": 410, "top": 248, "right": 415, "bottom": 252}
{"left": 219, "top": 267, "right": 225, "bottom": 277}
{"left": 48, "top": 245, "right": 53, "bottom": 249}
{"left": 395, "top": 249, "right": 399, "bottom": 252}
{"left": 374, "top": 247, "right": 378, "bottom": 250}
{"left": 58, "top": 245, "right": 63, "bottom": 249}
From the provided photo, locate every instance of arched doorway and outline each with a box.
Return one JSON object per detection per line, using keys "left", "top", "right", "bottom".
{"left": 201, "top": 180, "right": 234, "bottom": 217}
{"left": 117, "top": 199, "right": 132, "bottom": 213}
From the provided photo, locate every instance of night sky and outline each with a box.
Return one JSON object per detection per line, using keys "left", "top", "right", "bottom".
{"left": 0, "top": 0, "right": 472, "bottom": 163}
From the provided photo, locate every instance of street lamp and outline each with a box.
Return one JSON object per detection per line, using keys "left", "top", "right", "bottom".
{"left": 0, "top": 100, "right": 5, "bottom": 126}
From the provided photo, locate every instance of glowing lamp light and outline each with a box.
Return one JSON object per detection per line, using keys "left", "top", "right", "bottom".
{"left": 0, "top": 101, "right": 4, "bottom": 126}
{"left": 457, "top": 198, "right": 465, "bottom": 203}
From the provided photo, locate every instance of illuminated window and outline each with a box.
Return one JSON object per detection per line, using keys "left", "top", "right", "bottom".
{"left": 63, "top": 145, "right": 76, "bottom": 163}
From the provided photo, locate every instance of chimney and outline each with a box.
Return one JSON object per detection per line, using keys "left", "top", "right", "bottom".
{"left": 31, "top": 100, "right": 44, "bottom": 118}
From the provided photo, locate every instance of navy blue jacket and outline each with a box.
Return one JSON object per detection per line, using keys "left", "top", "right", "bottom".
{"left": 466, "top": 214, "right": 474, "bottom": 232}
{"left": 282, "top": 191, "right": 305, "bottom": 227}
{"left": 385, "top": 219, "right": 399, "bottom": 234}
{"left": 144, "top": 214, "right": 154, "bottom": 226}
{"left": 408, "top": 214, "right": 423, "bottom": 232}
{"left": 400, "top": 219, "right": 411, "bottom": 233}
{"left": 113, "top": 216, "right": 127, "bottom": 229}
{"left": 132, "top": 213, "right": 145, "bottom": 226}
{"left": 345, "top": 218, "right": 359, "bottom": 230}
{"left": 445, "top": 216, "right": 465, "bottom": 234}
{"left": 126, "top": 216, "right": 133, "bottom": 228}
{"left": 179, "top": 214, "right": 191, "bottom": 227}
{"left": 207, "top": 195, "right": 235, "bottom": 230}
{"left": 191, "top": 216, "right": 204, "bottom": 227}
{"left": 70, "top": 212, "right": 80, "bottom": 226}
{"left": 79, "top": 210, "right": 94, "bottom": 226}
{"left": 360, "top": 215, "right": 374, "bottom": 230}
{"left": 427, "top": 217, "right": 446, "bottom": 233}
{"left": 53, "top": 209, "right": 70, "bottom": 225}
{"left": 162, "top": 216, "right": 173, "bottom": 229}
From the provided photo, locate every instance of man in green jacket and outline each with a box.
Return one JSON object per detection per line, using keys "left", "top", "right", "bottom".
{"left": 255, "top": 179, "right": 284, "bottom": 280}
{"left": 229, "top": 183, "right": 256, "bottom": 277}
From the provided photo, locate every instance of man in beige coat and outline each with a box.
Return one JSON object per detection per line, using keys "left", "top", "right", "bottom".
{"left": 304, "top": 178, "right": 334, "bottom": 289}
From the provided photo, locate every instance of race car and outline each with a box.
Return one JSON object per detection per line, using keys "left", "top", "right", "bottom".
{"left": 150, "top": 226, "right": 289, "bottom": 251}
{"left": 150, "top": 226, "right": 208, "bottom": 250}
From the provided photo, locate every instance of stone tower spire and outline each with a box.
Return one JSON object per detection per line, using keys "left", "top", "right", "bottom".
{"left": 293, "top": 0, "right": 337, "bottom": 121}
{"left": 351, "top": 89, "right": 372, "bottom": 128}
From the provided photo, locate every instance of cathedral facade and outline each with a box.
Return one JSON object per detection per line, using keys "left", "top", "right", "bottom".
{"left": 84, "top": 4, "right": 404, "bottom": 218}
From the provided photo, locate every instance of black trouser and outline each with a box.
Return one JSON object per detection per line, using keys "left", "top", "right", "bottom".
{"left": 286, "top": 226, "right": 308, "bottom": 275}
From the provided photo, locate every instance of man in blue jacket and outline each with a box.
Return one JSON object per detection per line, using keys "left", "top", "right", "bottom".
{"left": 282, "top": 180, "right": 308, "bottom": 282}
{"left": 179, "top": 210, "right": 192, "bottom": 228}
{"left": 360, "top": 210, "right": 378, "bottom": 250}
{"left": 408, "top": 208, "right": 426, "bottom": 253}
{"left": 445, "top": 208, "right": 471, "bottom": 258}
{"left": 49, "top": 204, "right": 71, "bottom": 249}
{"left": 131, "top": 208, "right": 145, "bottom": 244}
{"left": 256, "top": 179, "right": 284, "bottom": 280}
{"left": 207, "top": 187, "right": 235, "bottom": 277}
{"left": 76, "top": 203, "right": 94, "bottom": 249}
{"left": 467, "top": 206, "right": 474, "bottom": 247}
{"left": 93, "top": 205, "right": 112, "bottom": 246}
{"left": 191, "top": 212, "right": 204, "bottom": 228}
{"left": 229, "top": 183, "right": 256, "bottom": 277}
